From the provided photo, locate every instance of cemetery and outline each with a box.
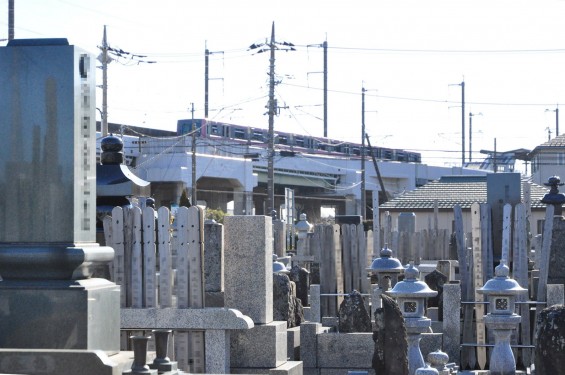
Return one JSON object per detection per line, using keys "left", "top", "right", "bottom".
{"left": 0, "top": 38, "right": 564, "bottom": 375}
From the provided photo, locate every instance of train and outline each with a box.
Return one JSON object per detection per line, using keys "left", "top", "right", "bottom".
{"left": 177, "top": 118, "right": 421, "bottom": 163}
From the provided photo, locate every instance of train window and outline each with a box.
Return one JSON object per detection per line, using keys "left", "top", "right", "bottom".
{"left": 295, "top": 137, "right": 304, "bottom": 147}
{"left": 352, "top": 147, "right": 360, "bottom": 156}
{"left": 234, "top": 128, "right": 245, "bottom": 139}
{"left": 383, "top": 150, "right": 393, "bottom": 160}
{"left": 211, "top": 125, "right": 219, "bottom": 135}
{"left": 396, "top": 152, "right": 405, "bottom": 162}
{"left": 252, "top": 131, "right": 264, "bottom": 141}
{"left": 278, "top": 136, "right": 288, "bottom": 145}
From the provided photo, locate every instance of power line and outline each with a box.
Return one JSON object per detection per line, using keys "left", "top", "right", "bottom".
{"left": 280, "top": 81, "right": 565, "bottom": 108}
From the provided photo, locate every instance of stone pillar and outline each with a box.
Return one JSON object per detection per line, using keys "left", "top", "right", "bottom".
{"left": 205, "top": 330, "right": 230, "bottom": 374}
{"left": 204, "top": 222, "right": 224, "bottom": 307}
{"left": 224, "top": 215, "right": 289, "bottom": 371}
{"left": 224, "top": 215, "right": 273, "bottom": 323}
{"left": 309, "top": 284, "right": 321, "bottom": 323}
{"left": 442, "top": 282, "right": 461, "bottom": 366}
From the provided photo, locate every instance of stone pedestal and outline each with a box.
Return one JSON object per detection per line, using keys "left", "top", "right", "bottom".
{"left": 0, "top": 278, "right": 120, "bottom": 353}
{"left": 0, "top": 349, "right": 140, "bottom": 375}
{"left": 230, "top": 321, "right": 287, "bottom": 368}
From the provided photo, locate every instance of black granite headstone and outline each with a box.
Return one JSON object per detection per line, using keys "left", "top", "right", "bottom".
{"left": 338, "top": 290, "right": 372, "bottom": 333}
{"left": 534, "top": 304, "right": 565, "bottom": 375}
{"left": 373, "top": 293, "right": 408, "bottom": 375}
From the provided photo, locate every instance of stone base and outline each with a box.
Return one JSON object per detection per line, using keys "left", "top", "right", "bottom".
{"left": 287, "top": 326, "right": 301, "bottom": 361}
{"left": 232, "top": 360, "right": 303, "bottom": 375}
{"left": 0, "top": 278, "right": 120, "bottom": 353}
{"left": 317, "top": 332, "right": 373, "bottom": 369}
{"left": 230, "top": 321, "right": 287, "bottom": 368}
{"left": 319, "top": 369, "right": 375, "bottom": 375}
{"left": 0, "top": 349, "right": 138, "bottom": 375}
{"left": 205, "top": 291, "right": 225, "bottom": 307}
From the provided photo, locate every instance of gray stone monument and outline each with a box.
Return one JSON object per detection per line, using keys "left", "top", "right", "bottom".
{"left": 534, "top": 304, "right": 565, "bottom": 375}
{"left": 372, "top": 293, "right": 408, "bottom": 375}
{"left": 338, "top": 290, "right": 372, "bottom": 333}
{"left": 0, "top": 39, "right": 118, "bottom": 355}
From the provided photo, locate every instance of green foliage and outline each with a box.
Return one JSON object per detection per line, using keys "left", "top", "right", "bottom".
{"left": 205, "top": 207, "right": 227, "bottom": 224}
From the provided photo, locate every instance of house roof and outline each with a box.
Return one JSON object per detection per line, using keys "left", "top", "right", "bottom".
{"left": 379, "top": 175, "right": 549, "bottom": 210}
{"left": 531, "top": 133, "right": 565, "bottom": 155}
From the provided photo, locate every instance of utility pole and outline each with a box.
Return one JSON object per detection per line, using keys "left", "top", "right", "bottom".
{"left": 204, "top": 45, "right": 209, "bottom": 119}
{"left": 323, "top": 40, "right": 328, "bottom": 138}
{"left": 191, "top": 103, "right": 197, "bottom": 205}
{"left": 267, "top": 22, "right": 276, "bottom": 216}
{"left": 493, "top": 138, "right": 498, "bottom": 173}
{"left": 361, "top": 86, "right": 366, "bottom": 222}
{"left": 8, "top": 0, "right": 14, "bottom": 40}
{"left": 555, "top": 107, "right": 559, "bottom": 137}
{"left": 461, "top": 81, "right": 465, "bottom": 166}
{"left": 204, "top": 44, "right": 223, "bottom": 121}
{"left": 101, "top": 26, "right": 109, "bottom": 137}
{"left": 469, "top": 112, "right": 482, "bottom": 162}
{"left": 306, "top": 39, "right": 328, "bottom": 137}
{"left": 546, "top": 106, "right": 559, "bottom": 137}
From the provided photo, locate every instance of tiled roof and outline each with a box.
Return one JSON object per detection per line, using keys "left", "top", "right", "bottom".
{"left": 379, "top": 175, "right": 548, "bottom": 210}
{"left": 531, "top": 133, "right": 565, "bottom": 153}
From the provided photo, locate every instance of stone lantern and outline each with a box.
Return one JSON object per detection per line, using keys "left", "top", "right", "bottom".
{"left": 368, "top": 244, "right": 404, "bottom": 291}
{"left": 540, "top": 175, "right": 565, "bottom": 216}
{"left": 387, "top": 263, "right": 438, "bottom": 375}
{"left": 477, "top": 260, "right": 527, "bottom": 375}
{"left": 293, "top": 213, "right": 313, "bottom": 267}
{"left": 294, "top": 213, "right": 313, "bottom": 239}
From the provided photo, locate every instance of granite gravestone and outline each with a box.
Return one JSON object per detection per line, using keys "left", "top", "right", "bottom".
{"left": 0, "top": 39, "right": 118, "bottom": 353}
{"left": 373, "top": 293, "right": 409, "bottom": 375}
{"left": 338, "top": 290, "right": 372, "bottom": 333}
{"left": 273, "top": 272, "right": 304, "bottom": 328}
{"left": 534, "top": 305, "right": 565, "bottom": 375}
{"left": 289, "top": 264, "right": 310, "bottom": 306}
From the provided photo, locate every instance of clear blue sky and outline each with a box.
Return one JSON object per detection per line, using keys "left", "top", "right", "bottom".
{"left": 2, "top": 0, "right": 565, "bottom": 170}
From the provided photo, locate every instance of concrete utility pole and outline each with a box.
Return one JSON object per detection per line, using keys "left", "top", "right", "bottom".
{"left": 461, "top": 81, "right": 465, "bottom": 166}
{"left": 204, "top": 44, "right": 223, "bottom": 120}
{"left": 101, "top": 26, "right": 109, "bottom": 137}
{"left": 8, "top": 0, "right": 14, "bottom": 40}
{"left": 204, "top": 45, "right": 209, "bottom": 119}
{"left": 469, "top": 112, "right": 482, "bottom": 162}
{"left": 323, "top": 40, "right": 328, "bottom": 138}
{"left": 267, "top": 22, "right": 276, "bottom": 215}
{"left": 546, "top": 106, "right": 559, "bottom": 137}
{"left": 191, "top": 103, "right": 197, "bottom": 204}
{"left": 361, "top": 86, "right": 366, "bottom": 221}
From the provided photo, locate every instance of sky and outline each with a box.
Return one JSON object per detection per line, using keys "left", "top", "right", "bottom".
{"left": 2, "top": 0, "right": 565, "bottom": 172}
